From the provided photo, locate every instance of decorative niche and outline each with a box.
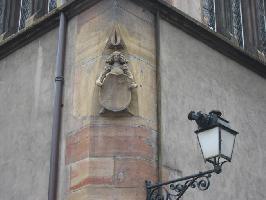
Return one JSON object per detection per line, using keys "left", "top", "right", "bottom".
{"left": 96, "top": 25, "right": 137, "bottom": 116}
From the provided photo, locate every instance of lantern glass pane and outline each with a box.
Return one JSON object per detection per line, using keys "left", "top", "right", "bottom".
{"left": 197, "top": 127, "right": 219, "bottom": 159}
{"left": 221, "top": 128, "right": 236, "bottom": 159}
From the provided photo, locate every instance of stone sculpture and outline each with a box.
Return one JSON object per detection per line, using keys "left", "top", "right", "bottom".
{"left": 96, "top": 28, "right": 137, "bottom": 113}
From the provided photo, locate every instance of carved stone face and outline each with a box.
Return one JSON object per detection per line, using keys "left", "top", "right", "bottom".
{"left": 112, "top": 51, "right": 121, "bottom": 63}
{"left": 107, "top": 51, "right": 127, "bottom": 66}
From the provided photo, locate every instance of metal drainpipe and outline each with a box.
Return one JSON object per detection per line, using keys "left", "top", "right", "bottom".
{"left": 48, "top": 3, "right": 67, "bottom": 200}
{"left": 155, "top": 10, "right": 162, "bottom": 186}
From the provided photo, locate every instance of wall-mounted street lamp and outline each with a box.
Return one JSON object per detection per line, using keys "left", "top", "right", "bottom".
{"left": 145, "top": 110, "right": 239, "bottom": 200}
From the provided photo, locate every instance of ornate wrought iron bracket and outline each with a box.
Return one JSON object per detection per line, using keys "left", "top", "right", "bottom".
{"left": 145, "top": 164, "right": 223, "bottom": 200}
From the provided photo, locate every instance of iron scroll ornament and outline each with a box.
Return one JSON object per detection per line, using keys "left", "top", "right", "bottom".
{"left": 145, "top": 161, "right": 225, "bottom": 200}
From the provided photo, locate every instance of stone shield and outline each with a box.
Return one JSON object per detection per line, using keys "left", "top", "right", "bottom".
{"left": 99, "top": 73, "right": 132, "bottom": 112}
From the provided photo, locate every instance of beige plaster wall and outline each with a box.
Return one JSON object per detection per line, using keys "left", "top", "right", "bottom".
{"left": 160, "top": 19, "right": 266, "bottom": 200}
{"left": 0, "top": 29, "right": 58, "bottom": 200}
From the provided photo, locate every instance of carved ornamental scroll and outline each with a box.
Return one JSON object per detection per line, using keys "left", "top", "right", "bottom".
{"left": 96, "top": 28, "right": 137, "bottom": 114}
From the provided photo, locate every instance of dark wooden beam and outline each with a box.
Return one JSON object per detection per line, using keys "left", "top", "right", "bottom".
{"left": 0, "top": 0, "right": 101, "bottom": 60}
{"left": 132, "top": 0, "right": 266, "bottom": 78}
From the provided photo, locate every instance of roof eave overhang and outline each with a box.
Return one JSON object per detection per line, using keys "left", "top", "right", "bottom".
{"left": 0, "top": 0, "right": 265, "bottom": 78}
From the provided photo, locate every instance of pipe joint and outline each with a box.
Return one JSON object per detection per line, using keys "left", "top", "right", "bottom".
{"left": 55, "top": 76, "right": 64, "bottom": 82}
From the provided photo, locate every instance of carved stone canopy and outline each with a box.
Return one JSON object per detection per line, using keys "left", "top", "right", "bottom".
{"left": 96, "top": 27, "right": 137, "bottom": 114}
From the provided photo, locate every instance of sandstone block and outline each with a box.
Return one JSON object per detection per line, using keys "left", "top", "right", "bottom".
{"left": 66, "top": 125, "right": 157, "bottom": 164}
{"left": 68, "top": 187, "right": 146, "bottom": 200}
{"left": 114, "top": 158, "right": 157, "bottom": 187}
{"left": 72, "top": 1, "right": 156, "bottom": 123}
{"left": 66, "top": 128, "right": 92, "bottom": 164}
{"left": 70, "top": 157, "right": 114, "bottom": 191}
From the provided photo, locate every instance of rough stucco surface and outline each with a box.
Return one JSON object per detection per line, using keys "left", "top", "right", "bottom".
{"left": 0, "top": 29, "right": 58, "bottom": 200}
{"left": 160, "top": 19, "right": 266, "bottom": 200}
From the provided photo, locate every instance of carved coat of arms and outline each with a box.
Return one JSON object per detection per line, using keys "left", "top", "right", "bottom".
{"left": 96, "top": 28, "right": 137, "bottom": 114}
